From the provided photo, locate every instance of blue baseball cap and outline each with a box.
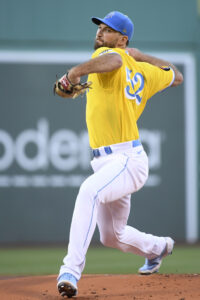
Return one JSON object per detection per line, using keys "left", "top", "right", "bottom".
{"left": 91, "top": 11, "right": 134, "bottom": 41}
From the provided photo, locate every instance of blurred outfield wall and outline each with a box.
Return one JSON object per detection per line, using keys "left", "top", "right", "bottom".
{"left": 0, "top": 0, "right": 199, "bottom": 244}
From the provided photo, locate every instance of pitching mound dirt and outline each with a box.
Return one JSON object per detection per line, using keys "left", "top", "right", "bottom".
{"left": 0, "top": 274, "right": 200, "bottom": 299}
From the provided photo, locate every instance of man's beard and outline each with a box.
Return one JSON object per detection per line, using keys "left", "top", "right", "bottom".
{"left": 94, "top": 39, "right": 117, "bottom": 50}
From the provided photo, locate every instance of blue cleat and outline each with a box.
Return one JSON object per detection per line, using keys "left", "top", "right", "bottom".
{"left": 138, "top": 237, "right": 174, "bottom": 275}
{"left": 57, "top": 273, "right": 78, "bottom": 298}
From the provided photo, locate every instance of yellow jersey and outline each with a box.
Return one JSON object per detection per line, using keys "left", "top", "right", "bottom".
{"left": 86, "top": 47, "right": 175, "bottom": 149}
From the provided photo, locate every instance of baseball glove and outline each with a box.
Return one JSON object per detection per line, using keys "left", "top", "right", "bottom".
{"left": 54, "top": 73, "right": 92, "bottom": 99}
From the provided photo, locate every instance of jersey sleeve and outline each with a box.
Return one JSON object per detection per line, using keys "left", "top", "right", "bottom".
{"left": 92, "top": 47, "right": 121, "bottom": 58}
{"left": 139, "top": 62, "right": 175, "bottom": 100}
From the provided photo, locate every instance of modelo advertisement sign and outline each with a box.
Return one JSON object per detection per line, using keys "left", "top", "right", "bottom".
{"left": 0, "top": 51, "right": 197, "bottom": 243}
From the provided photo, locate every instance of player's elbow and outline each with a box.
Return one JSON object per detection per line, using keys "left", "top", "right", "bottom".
{"left": 172, "top": 71, "right": 184, "bottom": 87}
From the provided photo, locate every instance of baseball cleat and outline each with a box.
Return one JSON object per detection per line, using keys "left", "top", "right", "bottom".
{"left": 57, "top": 273, "right": 78, "bottom": 298}
{"left": 138, "top": 237, "right": 174, "bottom": 275}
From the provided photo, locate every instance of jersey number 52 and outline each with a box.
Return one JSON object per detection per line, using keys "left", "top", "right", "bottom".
{"left": 125, "top": 67, "right": 144, "bottom": 104}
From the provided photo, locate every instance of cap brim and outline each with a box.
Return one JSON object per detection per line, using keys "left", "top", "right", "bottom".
{"left": 91, "top": 17, "right": 105, "bottom": 25}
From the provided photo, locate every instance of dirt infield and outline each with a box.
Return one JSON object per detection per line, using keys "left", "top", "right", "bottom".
{"left": 0, "top": 274, "right": 200, "bottom": 300}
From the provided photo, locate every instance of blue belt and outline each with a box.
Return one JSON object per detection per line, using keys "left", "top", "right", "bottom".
{"left": 92, "top": 140, "right": 141, "bottom": 158}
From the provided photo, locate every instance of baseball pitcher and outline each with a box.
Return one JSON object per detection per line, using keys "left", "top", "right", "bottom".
{"left": 54, "top": 11, "right": 183, "bottom": 298}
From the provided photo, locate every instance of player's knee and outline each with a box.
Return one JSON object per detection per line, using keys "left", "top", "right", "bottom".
{"left": 134, "top": 164, "right": 149, "bottom": 192}
{"left": 78, "top": 177, "right": 97, "bottom": 200}
{"left": 100, "top": 232, "right": 128, "bottom": 252}
{"left": 100, "top": 226, "right": 125, "bottom": 247}
{"left": 100, "top": 235, "right": 118, "bottom": 248}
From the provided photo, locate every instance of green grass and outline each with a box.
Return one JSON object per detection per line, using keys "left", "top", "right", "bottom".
{"left": 0, "top": 245, "right": 199, "bottom": 276}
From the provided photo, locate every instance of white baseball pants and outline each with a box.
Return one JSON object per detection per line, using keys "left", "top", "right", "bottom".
{"left": 59, "top": 143, "right": 167, "bottom": 280}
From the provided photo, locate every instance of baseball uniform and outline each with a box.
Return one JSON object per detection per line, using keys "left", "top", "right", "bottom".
{"left": 58, "top": 47, "right": 175, "bottom": 280}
